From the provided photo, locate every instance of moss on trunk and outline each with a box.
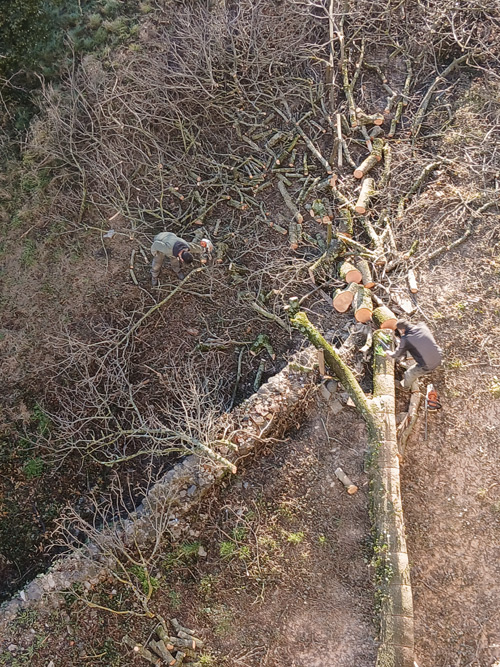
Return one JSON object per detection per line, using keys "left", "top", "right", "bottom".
{"left": 290, "top": 314, "right": 414, "bottom": 667}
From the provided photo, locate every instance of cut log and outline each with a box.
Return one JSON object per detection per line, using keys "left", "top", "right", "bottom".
{"left": 356, "top": 258, "right": 375, "bottom": 288}
{"left": 170, "top": 618, "right": 197, "bottom": 636}
{"left": 338, "top": 208, "right": 354, "bottom": 237}
{"left": 355, "top": 178, "right": 375, "bottom": 214}
{"left": 148, "top": 640, "right": 176, "bottom": 665}
{"left": 169, "top": 636, "right": 196, "bottom": 650}
{"left": 289, "top": 220, "right": 301, "bottom": 250}
{"left": 177, "top": 630, "right": 204, "bottom": 648}
{"left": 332, "top": 282, "right": 359, "bottom": 312}
{"left": 353, "top": 285, "right": 373, "bottom": 323}
{"left": 356, "top": 110, "right": 385, "bottom": 126}
{"left": 353, "top": 138, "right": 385, "bottom": 179}
{"left": 372, "top": 305, "right": 398, "bottom": 330}
{"left": 407, "top": 269, "right": 418, "bottom": 293}
{"left": 173, "top": 652, "right": 186, "bottom": 667}
{"left": 339, "top": 261, "right": 362, "bottom": 284}
{"left": 123, "top": 637, "right": 161, "bottom": 666}
{"left": 335, "top": 467, "right": 358, "bottom": 494}
{"left": 360, "top": 124, "right": 373, "bottom": 152}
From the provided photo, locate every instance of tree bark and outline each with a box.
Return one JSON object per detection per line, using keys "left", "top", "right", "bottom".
{"left": 339, "top": 260, "right": 362, "bottom": 284}
{"left": 372, "top": 305, "right": 397, "bottom": 330}
{"left": 355, "top": 177, "right": 375, "bottom": 214}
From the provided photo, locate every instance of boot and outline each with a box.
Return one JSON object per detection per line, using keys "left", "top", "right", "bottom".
{"left": 151, "top": 275, "right": 158, "bottom": 287}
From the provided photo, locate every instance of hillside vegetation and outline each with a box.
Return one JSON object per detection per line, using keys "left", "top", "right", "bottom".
{"left": 0, "top": 0, "right": 499, "bottom": 665}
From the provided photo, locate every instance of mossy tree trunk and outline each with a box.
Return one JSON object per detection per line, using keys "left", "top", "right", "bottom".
{"left": 290, "top": 312, "right": 414, "bottom": 667}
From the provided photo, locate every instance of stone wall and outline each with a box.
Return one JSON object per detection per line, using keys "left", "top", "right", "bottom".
{"left": 0, "top": 346, "right": 318, "bottom": 632}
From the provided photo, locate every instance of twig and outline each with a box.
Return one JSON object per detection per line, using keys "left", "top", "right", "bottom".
{"left": 389, "top": 58, "right": 412, "bottom": 138}
{"left": 250, "top": 302, "right": 290, "bottom": 332}
{"left": 120, "top": 267, "right": 205, "bottom": 345}
{"left": 294, "top": 123, "right": 333, "bottom": 173}
{"left": 336, "top": 113, "right": 343, "bottom": 168}
{"left": 426, "top": 227, "right": 472, "bottom": 260}
{"left": 397, "top": 161, "right": 441, "bottom": 219}
{"left": 412, "top": 54, "right": 469, "bottom": 138}
{"left": 277, "top": 181, "right": 303, "bottom": 223}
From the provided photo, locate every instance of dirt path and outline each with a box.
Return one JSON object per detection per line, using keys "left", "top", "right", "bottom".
{"left": 402, "top": 234, "right": 500, "bottom": 667}
{"left": 172, "top": 397, "right": 377, "bottom": 666}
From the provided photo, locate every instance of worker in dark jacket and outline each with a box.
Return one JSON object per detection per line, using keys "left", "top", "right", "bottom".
{"left": 386, "top": 320, "right": 443, "bottom": 389}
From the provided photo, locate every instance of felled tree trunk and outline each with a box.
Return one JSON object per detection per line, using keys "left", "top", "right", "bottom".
{"left": 290, "top": 312, "right": 414, "bottom": 667}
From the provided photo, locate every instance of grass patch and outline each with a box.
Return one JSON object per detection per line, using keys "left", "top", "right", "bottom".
{"left": 285, "top": 531, "right": 304, "bottom": 544}
{"left": 20, "top": 239, "right": 36, "bottom": 267}
{"left": 23, "top": 457, "right": 45, "bottom": 479}
{"left": 488, "top": 376, "right": 500, "bottom": 398}
{"left": 163, "top": 541, "right": 201, "bottom": 571}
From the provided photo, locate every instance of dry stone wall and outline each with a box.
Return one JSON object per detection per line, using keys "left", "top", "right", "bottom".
{"left": 0, "top": 346, "right": 318, "bottom": 632}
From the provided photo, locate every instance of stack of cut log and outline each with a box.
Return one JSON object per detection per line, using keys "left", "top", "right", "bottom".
{"left": 125, "top": 618, "right": 205, "bottom": 666}
{"left": 333, "top": 259, "right": 397, "bottom": 329}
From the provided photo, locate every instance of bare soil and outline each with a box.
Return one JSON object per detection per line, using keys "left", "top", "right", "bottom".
{"left": 402, "top": 230, "right": 500, "bottom": 667}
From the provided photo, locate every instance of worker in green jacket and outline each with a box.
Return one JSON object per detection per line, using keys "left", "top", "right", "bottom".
{"left": 150, "top": 232, "right": 195, "bottom": 285}
{"left": 150, "top": 231, "right": 214, "bottom": 285}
